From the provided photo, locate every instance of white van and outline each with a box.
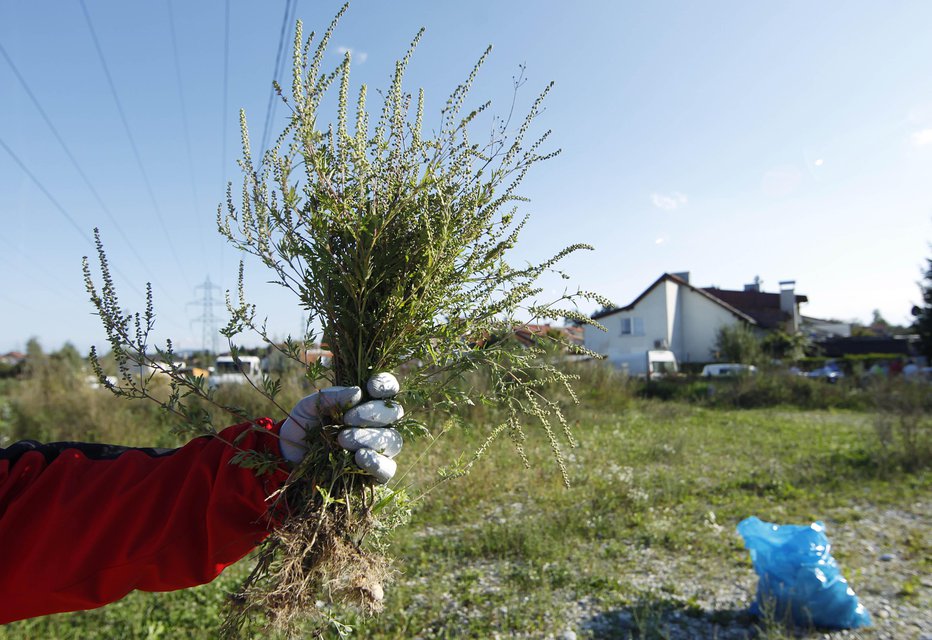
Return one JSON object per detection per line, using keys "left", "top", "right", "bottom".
{"left": 208, "top": 355, "right": 262, "bottom": 387}
{"left": 701, "top": 363, "right": 757, "bottom": 377}
{"left": 647, "top": 350, "right": 679, "bottom": 379}
{"left": 609, "top": 349, "right": 679, "bottom": 378}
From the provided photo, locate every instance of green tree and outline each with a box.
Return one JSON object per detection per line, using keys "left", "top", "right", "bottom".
{"left": 714, "top": 323, "right": 764, "bottom": 365}
{"left": 22, "top": 338, "right": 85, "bottom": 394}
{"left": 911, "top": 255, "right": 932, "bottom": 360}
{"left": 762, "top": 330, "right": 810, "bottom": 362}
{"left": 53, "top": 342, "right": 84, "bottom": 372}
{"left": 23, "top": 338, "right": 48, "bottom": 379}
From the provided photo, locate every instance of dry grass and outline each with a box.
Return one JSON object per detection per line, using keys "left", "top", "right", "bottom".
{"left": 224, "top": 509, "right": 391, "bottom": 637}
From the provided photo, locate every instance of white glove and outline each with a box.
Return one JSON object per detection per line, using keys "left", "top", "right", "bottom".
{"left": 279, "top": 373, "right": 404, "bottom": 484}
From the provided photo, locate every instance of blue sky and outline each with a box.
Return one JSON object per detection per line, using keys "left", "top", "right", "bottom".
{"left": 2, "top": 1, "right": 931, "bottom": 354}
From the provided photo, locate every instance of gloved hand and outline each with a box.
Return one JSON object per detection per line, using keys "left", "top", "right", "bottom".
{"left": 279, "top": 372, "right": 404, "bottom": 484}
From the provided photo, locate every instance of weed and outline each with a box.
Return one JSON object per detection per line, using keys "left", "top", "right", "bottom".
{"left": 3, "top": 364, "right": 928, "bottom": 638}
{"left": 898, "top": 574, "right": 921, "bottom": 599}
{"left": 871, "top": 378, "right": 932, "bottom": 472}
{"left": 80, "top": 3, "right": 610, "bottom": 633}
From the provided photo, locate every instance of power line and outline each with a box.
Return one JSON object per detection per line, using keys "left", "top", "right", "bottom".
{"left": 259, "top": 0, "right": 298, "bottom": 161}
{"left": 0, "top": 143, "right": 192, "bottom": 336}
{"left": 187, "top": 276, "right": 225, "bottom": 354}
{"left": 0, "top": 237, "right": 84, "bottom": 304}
{"left": 220, "top": 0, "right": 231, "bottom": 282}
{"left": 221, "top": 0, "right": 231, "bottom": 186}
{"left": 0, "top": 137, "right": 93, "bottom": 243}
{"left": 0, "top": 289, "right": 38, "bottom": 315}
{"left": 0, "top": 41, "right": 176, "bottom": 304}
{"left": 78, "top": 0, "right": 191, "bottom": 290}
{"left": 0, "top": 135, "right": 148, "bottom": 300}
{"left": 165, "top": 0, "right": 205, "bottom": 258}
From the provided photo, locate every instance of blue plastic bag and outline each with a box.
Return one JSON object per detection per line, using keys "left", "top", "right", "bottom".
{"left": 737, "top": 516, "right": 871, "bottom": 629}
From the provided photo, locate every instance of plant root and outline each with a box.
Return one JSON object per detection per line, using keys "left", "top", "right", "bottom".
{"left": 222, "top": 496, "right": 391, "bottom": 638}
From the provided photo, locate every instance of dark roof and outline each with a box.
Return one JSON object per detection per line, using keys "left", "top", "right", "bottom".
{"left": 593, "top": 273, "right": 757, "bottom": 324}
{"left": 702, "top": 288, "right": 807, "bottom": 330}
{"left": 817, "top": 336, "right": 917, "bottom": 357}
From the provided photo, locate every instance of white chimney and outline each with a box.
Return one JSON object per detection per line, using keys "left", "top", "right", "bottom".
{"left": 779, "top": 280, "right": 799, "bottom": 332}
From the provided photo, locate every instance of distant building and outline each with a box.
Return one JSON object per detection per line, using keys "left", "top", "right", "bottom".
{"left": 0, "top": 352, "right": 26, "bottom": 367}
{"left": 801, "top": 316, "right": 852, "bottom": 340}
{"left": 586, "top": 273, "right": 808, "bottom": 373}
{"left": 701, "top": 279, "right": 807, "bottom": 333}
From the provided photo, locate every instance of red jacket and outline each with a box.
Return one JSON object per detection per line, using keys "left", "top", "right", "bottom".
{"left": 0, "top": 419, "right": 289, "bottom": 624}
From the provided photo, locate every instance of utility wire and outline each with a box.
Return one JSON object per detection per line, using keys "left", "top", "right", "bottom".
{"left": 221, "top": 0, "right": 231, "bottom": 188}
{"left": 220, "top": 0, "right": 231, "bottom": 280}
{"left": 0, "top": 138, "right": 92, "bottom": 243}
{"left": 78, "top": 0, "right": 191, "bottom": 290}
{"left": 258, "top": 0, "right": 297, "bottom": 161}
{"left": 0, "top": 235, "right": 85, "bottom": 304}
{"left": 165, "top": 0, "right": 205, "bottom": 258}
{"left": 0, "top": 41, "right": 176, "bottom": 304}
{"left": 0, "top": 288, "right": 39, "bottom": 315}
{"left": 0, "top": 135, "right": 148, "bottom": 300}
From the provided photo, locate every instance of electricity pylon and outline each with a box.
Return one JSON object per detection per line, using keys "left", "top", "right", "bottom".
{"left": 188, "top": 276, "right": 224, "bottom": 354}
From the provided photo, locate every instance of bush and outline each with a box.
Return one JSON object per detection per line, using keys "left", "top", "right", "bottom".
{"left": 562, "top": 360, "right": 635, "bottom": 410}
{"left": 625, "top": 371, "right": 873, "bottom": 411}
{"left": 709, "top": 372, "right": 866, "bottom": 410}
{"left": 0, "top": 346, "right": 315, "bottom": 449}
{"left": 871, "top": 378, "right": 932, "bottom": 472}
{"left": 5, "top": 364, "right": 173, "bottom": 447}
{"left": 0, "top": 361, "right": 23, "bottom": 379}
{"left": 633, "top": 378, "right": 709, "bottom": 404}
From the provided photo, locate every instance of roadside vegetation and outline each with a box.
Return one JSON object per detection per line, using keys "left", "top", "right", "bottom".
{"left": 0, "top": 347, "right": 928, "bottom": 638}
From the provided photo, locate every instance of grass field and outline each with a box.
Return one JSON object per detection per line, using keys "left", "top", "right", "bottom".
{"left": 0, "top": 369, "right": 929, "bottom": 639}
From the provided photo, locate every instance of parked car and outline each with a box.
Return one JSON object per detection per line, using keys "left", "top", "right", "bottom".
{"left": 701, "top": 363, "right": 758, "bottom": 377}
{"left": 807, "top": 364, "right": 844, "bottom": 383}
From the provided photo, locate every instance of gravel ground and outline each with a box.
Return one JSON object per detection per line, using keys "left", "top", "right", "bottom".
{"left": 569, "top": 501, "right": 931, "bottom": 640}
{"left": 408, "top": 500, "right": 930, "bottom": 640}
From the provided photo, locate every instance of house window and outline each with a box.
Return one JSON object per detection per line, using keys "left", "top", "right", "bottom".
{"left": 621, "top": 317, "right": 644, "bottom": 336}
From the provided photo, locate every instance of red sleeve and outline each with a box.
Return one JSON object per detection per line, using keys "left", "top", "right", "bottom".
{"left": 0, "top": 419, "right": 290, "bottom": 624}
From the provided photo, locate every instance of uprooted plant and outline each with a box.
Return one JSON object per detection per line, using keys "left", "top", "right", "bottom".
{"left": 84, "top": 4, "right": 608, "bottom": 636}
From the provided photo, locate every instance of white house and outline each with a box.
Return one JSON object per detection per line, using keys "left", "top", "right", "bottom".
{"left": 585, "top": 273, "right": 807, "bottom": 374}
{"left": 801, "top": 316, "right": 852, "bottom": 340}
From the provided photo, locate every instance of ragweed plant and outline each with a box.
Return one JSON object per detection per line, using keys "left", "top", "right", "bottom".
{"left": 85, "top": 4, "right": 608, "bottom": 636}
